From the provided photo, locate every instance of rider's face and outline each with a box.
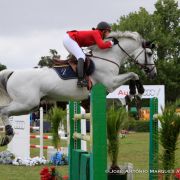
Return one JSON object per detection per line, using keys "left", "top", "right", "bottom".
{"left": 104, "top": 30, "right": 110, "bottom": 37}
{"left": 102, "top": 30, "right": 111, "bottom": 39}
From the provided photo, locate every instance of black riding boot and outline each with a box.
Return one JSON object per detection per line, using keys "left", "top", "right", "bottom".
{"left": 77, "top": 58, "right": 88, "bottom": 87}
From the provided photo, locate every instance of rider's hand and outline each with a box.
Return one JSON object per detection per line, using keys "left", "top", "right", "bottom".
{"left": 112, "top": 37, "right": 119, "bottom": 45}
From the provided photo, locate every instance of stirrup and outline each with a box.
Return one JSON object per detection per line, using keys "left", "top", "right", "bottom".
{"left": 77, "top": 79, "right": 88, "bottom": 87}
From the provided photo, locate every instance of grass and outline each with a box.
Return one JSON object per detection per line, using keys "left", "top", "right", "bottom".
{"left": 0, "top": 132, "right": 179, "bottom": 180}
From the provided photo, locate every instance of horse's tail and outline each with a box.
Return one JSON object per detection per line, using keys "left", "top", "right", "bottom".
{"left": 0, "top": 70, "right": 13, "bottom": 106}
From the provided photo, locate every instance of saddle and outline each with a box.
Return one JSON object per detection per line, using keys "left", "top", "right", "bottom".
{"left": 52, "top": 56, "right": 95, "bottom": 89}
{"left": 52, "top": 56, "right": 92, "bottom": 75}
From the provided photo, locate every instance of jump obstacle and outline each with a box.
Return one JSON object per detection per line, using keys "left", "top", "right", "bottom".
{"left": 6, "top": 104, "right": 87, "bottom": 159}
{"left": 69, "top": 84, "right": 107, "bottom": 180}
{"left": 30, "top": 106, "right": 87, "bottom": 157}
{"left": 4, "top": 84, "right": 159, "bottom": 179}
{"left": 30, "top": 107, "right": 67, "bottom": 157}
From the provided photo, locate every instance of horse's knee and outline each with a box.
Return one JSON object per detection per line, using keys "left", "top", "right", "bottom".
{"left": 131, "top": 72, "right": 139, "bottom": 80}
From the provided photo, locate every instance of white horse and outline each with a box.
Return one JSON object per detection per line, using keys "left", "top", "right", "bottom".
{"left": 0, "top": 31, "right": 157, "bottom": 146}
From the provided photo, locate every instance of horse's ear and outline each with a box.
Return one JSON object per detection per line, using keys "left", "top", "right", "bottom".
{"left": 150, "top": 43, "right": 156, "bottom": 49}
{"left": 142, "top": 40, "right": 156, "bottom": 49}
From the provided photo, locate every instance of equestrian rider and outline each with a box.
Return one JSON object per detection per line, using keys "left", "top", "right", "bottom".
{"left": 63, "top": 21, "right": 118, "bottom": 87}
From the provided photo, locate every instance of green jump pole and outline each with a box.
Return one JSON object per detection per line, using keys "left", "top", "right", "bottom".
{"left": 90, "top": 84, "right": 107, "bottom": 180}
{"left": 149, "top": 97, "right": 159, "bottom": 180}
{"left": 68, "top": 84, "right": 107, "bottom": 180}
{"left": 69, "top": 101, "right": 81, "bottom": 180}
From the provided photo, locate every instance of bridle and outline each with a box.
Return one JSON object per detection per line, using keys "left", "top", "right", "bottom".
{"left": 117, "top": 42, "right": 156, "bottom": 73}
{"left": 87, "top": 38, "right": 156, "bottom": 74}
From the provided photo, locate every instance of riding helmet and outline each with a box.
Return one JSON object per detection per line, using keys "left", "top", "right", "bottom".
{"left": 96, "top": 21, "right": 111, "bottom": 31}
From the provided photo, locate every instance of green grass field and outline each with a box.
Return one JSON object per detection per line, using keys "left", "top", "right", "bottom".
{"left": 0, "top": 132, "right": 179, "bottom": 180}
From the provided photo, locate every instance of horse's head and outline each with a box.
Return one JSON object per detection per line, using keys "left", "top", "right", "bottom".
{"left": 132, "top": 40, "right": 157, "bottom": 79}
{"left": 108, "top": 31, "right": 157, "bottom": 79}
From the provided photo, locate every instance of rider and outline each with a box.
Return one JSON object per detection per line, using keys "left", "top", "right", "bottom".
{"left": 63, "top": 21, "right": 117, "bottom": 87}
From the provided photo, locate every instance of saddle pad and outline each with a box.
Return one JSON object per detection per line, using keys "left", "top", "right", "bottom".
{"left": 53, "top": 66, "right": 77, "bottom": 80}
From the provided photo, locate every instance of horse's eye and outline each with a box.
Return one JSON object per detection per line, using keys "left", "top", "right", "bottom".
{"left": 147, "top": 52, "right": 152, "bottom": 56}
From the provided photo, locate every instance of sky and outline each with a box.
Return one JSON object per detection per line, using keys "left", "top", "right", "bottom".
{"left": 0, "top": 0, "right": 179, "bottom": 70}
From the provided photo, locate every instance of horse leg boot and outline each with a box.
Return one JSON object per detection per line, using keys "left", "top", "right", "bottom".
{"left": 125, "top": 80, "right": 136, "bottom": 107}
{"left": 0, "top": 115, "right": 14, "bottom": 146}
{"left": 77, "top": 58, "right": 88, "bottom": 87}
{"left": 134, "top": 80, "right": 145, "bottom": 116}
{"left": 135, "top": 80, "right": 145, "bottom": 97}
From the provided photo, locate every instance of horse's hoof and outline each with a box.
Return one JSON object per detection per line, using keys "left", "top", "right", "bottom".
{"left": 5, "top": 125, "right": 14, "bottom": 135}
{"left": 0, "top": 134, "right": 14, "bottom": 146}
{"left": 134, "top": 95, "right": 142, "bottom": 109}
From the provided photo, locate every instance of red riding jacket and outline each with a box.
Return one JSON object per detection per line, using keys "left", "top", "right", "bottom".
{"left": 67, "top": 30, "right": 112, "bottom": 49}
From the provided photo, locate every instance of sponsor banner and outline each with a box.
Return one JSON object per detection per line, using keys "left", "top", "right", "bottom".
{"left": 107, "top": 85, "right": 165, "bottom": 114}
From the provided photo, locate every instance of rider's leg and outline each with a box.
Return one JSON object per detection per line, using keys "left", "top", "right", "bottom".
{"left": 63, "top": 34, "right": 88, "bottom": 87}
{"left": 76, "top": 58, "right": 88, "bottom": 87}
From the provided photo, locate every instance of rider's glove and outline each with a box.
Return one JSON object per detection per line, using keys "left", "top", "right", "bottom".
{"left": 112, "top": 37, "right": 119, "bottom": 45}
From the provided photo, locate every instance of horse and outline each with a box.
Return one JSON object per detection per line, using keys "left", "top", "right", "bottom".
{"left": 0, "top": 31, "right": 157, "bottom": 146}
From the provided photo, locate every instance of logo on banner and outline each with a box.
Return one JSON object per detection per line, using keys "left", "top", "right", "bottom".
{"left": 118, "top": 90, "right": 129, "bottom": 96}
{"left": 117, "top": 89, "right": 158, "bottom": 97}
{"left": 14, "top": 120, "right": 25, "bottom": 130}
{"left": 143, "top": 89, "right": 156, "bottom": 97}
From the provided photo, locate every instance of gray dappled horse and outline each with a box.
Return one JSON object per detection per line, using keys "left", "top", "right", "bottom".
{"left": 0, "top": 31, "right": 156, "bottom": 146}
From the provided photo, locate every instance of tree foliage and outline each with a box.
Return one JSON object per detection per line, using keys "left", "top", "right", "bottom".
{"left": 153, "top": 0, "right": 180, "bottom": 60}
{"left": 112, "top": 0, "right": 180, "bottom": 102}
{"left": 38, "top": 49, "right": 60, "bottom": 67}
{"left": 0, "top": 63, "right": 7, "bottom": 71}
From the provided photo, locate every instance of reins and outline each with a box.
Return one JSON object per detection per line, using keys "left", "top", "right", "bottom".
{"left": 87, "top": 38, "right": 155, "bottom": 73}
{"left": 86, "top": 54, "right": 120, "bottom": 69}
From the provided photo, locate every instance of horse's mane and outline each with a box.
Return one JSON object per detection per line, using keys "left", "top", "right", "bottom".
{"left": 108, "top": 31, "right": 143, "bottom": 42}
{"left": 89, "top": 31, "right": 143, "bottom": 51}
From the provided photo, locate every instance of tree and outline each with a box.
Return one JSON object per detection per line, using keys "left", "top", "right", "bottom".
{"left": 112, "top": 7, "right": 154, "bottom": 40}
{"left": 153, "top": 0, "right": 180, "bottom": 60}
{"left": 38, "top": 49, "right": 61, "bottom": 67}
{"left": 0, "top": 63, "right": 7, "bottom": 71}
{"left": 112, "top": 0, "right": 180, "bottom": 102}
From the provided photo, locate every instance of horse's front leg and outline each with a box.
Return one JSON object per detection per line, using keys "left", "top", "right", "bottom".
{"left": 125, "top": 80, "right": 145, "bottom": 119}
{"left": 109, "top": 72, "right": 139, "bottom": 91}
{"left": 126, "top": 80, "right": 145, "bottom": 102}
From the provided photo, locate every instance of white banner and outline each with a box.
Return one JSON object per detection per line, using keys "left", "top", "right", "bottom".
{"left": 8, "top": 114, "right": 30, "bottom": 159}
{"left": 107, "top": 85, "right": 165, "bottom": 114}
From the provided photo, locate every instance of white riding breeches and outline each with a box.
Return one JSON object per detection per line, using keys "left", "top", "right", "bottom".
{"left": 63, "top": 33, "right": 85, "bottom": 61}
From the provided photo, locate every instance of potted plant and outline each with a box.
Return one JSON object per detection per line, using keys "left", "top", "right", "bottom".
{"left": 48, "top": 106, "right": 66, "bottom": 149}
{"left": 158, "top": 101, "right": 180, "bottom": 180}
{"left": 107, "top": 105, "right": 129, "bottom": 180}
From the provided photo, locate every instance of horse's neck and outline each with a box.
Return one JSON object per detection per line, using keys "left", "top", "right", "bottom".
{"left": 91, "top": 38, "right": 139, "bottom": 67}
{"left": 118, "top": 38, "right": 140, "bottom": 55}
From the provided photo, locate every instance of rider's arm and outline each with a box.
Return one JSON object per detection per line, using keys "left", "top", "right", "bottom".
{"left": 93, "top": 30, "right": 113, "bottom": 49}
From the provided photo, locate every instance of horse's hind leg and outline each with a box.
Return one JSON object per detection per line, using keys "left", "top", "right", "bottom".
{"left": 0, "top": 100, "right": 40, "bottom": 146}
{"left": 0, "top": 113, "right": 14, "bottom": 146}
